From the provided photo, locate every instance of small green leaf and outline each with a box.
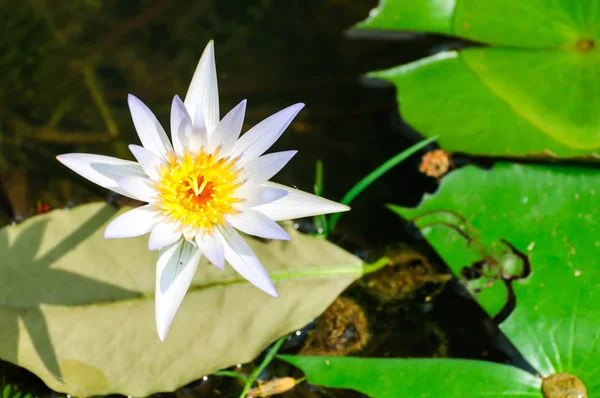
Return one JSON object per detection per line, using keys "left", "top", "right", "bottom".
{"left": 279, "top": 356, "right": 542, "bottom": 398}
{"left": 0, "top": 203, "right": 362, "bottom": 396}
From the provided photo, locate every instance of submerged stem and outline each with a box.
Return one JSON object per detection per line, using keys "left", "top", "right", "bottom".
{"left": 213, "top": 370, "right": 249, "bottom": 383}
{"left": 82, "top": 65, "right": 119, "bottom": 137}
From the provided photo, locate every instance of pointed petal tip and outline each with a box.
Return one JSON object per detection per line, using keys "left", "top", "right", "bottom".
{"left": 267, "top": 286, "right": 279, "bottom": 298}
{"left": 156, "top": 319, "right": 169, "bottom": 342}
{"left": 324, "top": 202, "right": 351, "bottom": 215}
{"left": 274, "top": 226, "right": 292, "bottom": 241}
{"left": 256, "top": 275, "right": 278, "bottom": 298}
{"left": 55, "top": 154, "right": 69, "bottom": 166}
{"left": 292, "top": 103, "right": 305, "bottom": 112}
{"left": 284, "top": 103, "right": 304, "bottom": 116}
{"left": 55, "top": 153, "right": 75, "bottom": 165}
{"left": 200, "top": 40, "right": 215, "bottom": 62}
{"left": 338, "top": 203, "right": 351, "bottom": 212}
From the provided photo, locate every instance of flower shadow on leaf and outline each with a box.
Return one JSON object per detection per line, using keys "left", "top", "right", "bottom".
{"left": 0, "top": 205, "right": 140, "bottom": 381}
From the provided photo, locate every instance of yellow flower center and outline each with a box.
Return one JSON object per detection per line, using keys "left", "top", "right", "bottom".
{"left": 154, "top": 148, "right": 244, "bottom": 234}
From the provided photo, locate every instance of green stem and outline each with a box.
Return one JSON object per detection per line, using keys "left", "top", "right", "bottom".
{"left": 314, "top": 160, "right": 324, "bottom": 197}
{"left": 313, "top": 160, "right": 328, "bottom": 238}
{"left": 269, "top": 266, "right": 362, "bottom": 281}
{"left": 213, "top": 370, "right": 249, "bottom": 383}
{"left": 327, "top": 136, "right": 437, "bottom": 234}
{"left": 362, "top": 257, "right": 392, "bottom": 274}
{"left": 239, "top": 335, "right": 287, "bottom": 398}
{"left": 46, "top": 99, "right": 73, "bottom": 128}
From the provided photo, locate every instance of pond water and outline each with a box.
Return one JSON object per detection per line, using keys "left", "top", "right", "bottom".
{"left": 0, "top": 1, "right": 523, "bottom": 396}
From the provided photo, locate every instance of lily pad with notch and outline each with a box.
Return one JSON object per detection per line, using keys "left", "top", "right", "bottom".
{"left": 356, "top": 0, "right": 600, "bottom": 158}
{"left": 282, "top": 163, "right": 599, "bottom": 397}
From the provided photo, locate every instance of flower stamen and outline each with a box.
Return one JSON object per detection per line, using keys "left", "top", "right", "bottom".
{"left": 154, "top": 148, "right": 244, "bottom": 234}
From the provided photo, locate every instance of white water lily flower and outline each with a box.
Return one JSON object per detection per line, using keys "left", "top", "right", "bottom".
{"left": 57, "top": 41, "right": 349, "bottom": 341}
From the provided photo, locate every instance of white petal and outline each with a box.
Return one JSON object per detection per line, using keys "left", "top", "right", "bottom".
{"left": 56, "top": 153, "right": 146, "bottom": 198}
{"left": 218, "top": 226, "right": 277, "bottom": 297}
{"left": 240, "top": 186, "right": 288, "bottom": 208}
{"left": 170, "top": 95, "right": 192, "bottom": 155}
{"left": 104, "top": 205, "right": 160, "bottom": 239}
{"left": 171, "top": 95, "right": 206, "bottom": 155}
{"left": 230, "top": 103, "right": 304, "bottom": 167}
{"left": 129, "top": 145, "right": 164, "bottom": 180}
{"left": 148, "top": 221, "right": 183, "bottom": 251}
{"left": 128, "top": 94, "right": 173, "bottom": 159}
{"left": 195, "top": 231, "right": 225, "bottom": 270}
{"left": 240, "top": 150, "right": 297, "bottom": 187}
{"left": 117, "top": 176, "right": 157, "bottom": 202}
{"left": 208, "top": 100, "right": 246, "bottom": 154}
{"left": 155, "top": 239, "right": 202, "bottom": 341}
{"left": 227, "top": 209, "right": 290, "bottom": 241}
{"left": 184, "top": 40, "right": 220, "bottom": 136}
{"left": 252, "top": 182, "right": 350, "bottom": 221}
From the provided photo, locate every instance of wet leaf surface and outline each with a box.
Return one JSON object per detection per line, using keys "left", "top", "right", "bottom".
{"left": 393, "top": 163, "right": 600, "bottom": 395}
{"left": 280, "top": 356, "right": 542, "bottom": 398}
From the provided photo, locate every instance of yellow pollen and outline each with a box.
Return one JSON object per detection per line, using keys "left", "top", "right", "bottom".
{"left": 154, "top": 148, "right": 244, "bottom": 234}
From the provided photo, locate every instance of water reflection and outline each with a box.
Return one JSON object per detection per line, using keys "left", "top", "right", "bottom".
{"left": 0, "top": 0, "right": 441, "bottom": 244}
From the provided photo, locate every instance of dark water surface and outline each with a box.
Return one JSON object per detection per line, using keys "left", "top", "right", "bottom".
{"left": 0, "top": 1, "right": 518, "bottom": 396}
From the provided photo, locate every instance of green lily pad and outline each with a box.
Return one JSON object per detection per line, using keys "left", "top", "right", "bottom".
{"left": 355, "top": 0, "right": 456, "bottom": 36}
{"left": 357, "top": 0, "right": 598, "bottom": 48}
{"left": 280, "top": 164, "right": 598, "bottom": 397}
{"left": 280, "top": 356, "right": 542, "bottom": 398}
{"left": 358, "top": 0, "right": 600, "bottom": 157}
{"left": 0, "top": 203, "right": 362, "bottom": 396}
{"left": 393, "top": 163, "right": 600, "bottom": 394}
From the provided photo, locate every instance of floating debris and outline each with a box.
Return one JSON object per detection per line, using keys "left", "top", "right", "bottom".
{"left": 419, "top": 149, "right": 452, "bottom": 179}
{"left": 246, "top": 377, "right": 304, "bottom": 398}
